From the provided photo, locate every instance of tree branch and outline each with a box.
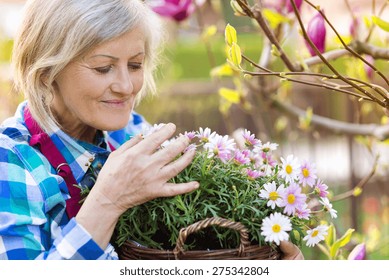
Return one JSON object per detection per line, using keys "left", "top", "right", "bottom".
{"left": 271, "top": 95, "right": 389, "bottom": 140}
{"left": 352, "top": 40, "right": 389, "bottom": 60}
{"left": 235, "top": 0, "right": 303, "bottom": 72}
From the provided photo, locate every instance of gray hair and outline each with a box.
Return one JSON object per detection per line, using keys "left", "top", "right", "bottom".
{"left": 12, "top": 0, "right": 164, "bottom": 132}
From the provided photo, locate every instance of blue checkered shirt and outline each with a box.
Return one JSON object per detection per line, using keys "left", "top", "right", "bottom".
{"left": 0, "top": 101, "right": 149, "bottom": 259}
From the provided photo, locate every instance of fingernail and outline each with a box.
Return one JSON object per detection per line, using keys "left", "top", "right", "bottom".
{"left": 193, "top": 182, "right": 200, "bottom": 189}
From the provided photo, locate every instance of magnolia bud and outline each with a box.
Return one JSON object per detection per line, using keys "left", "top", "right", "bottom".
{"left": 350, "top": 17, "right": 361, "bottom": 39}
{"left": 286, "top": 0, "right": 303, "bottom": 14}
{"left": 306, "top": 11, "right": 326, "bottom": 56}
{"left": 150, "top": 0, "right": 194, "bottom": 22}
{"left": 364, "top": 55, "right": 375, "bottom": 80}
{"left": 347, "top": 243, "right": 366, "bottom": 260}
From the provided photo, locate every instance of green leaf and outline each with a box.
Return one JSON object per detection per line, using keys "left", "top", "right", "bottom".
{"left": 202, "top": 25, "right": 217, "bottom": 42}
{"left": 271, "top": 44, "right": 281, "bottom": 57}
{"left": 262, "top": 8, "right": 290, "bottom": 29}
{"left": 325, "top": 224, "right": 336, "bottom": 247}
{"left": 218, "top": 87, "right": 241, "bottom": 104}
{"left": 298, "top": 107, "right": 313, "bottom": 130}
{"left": 363, "top": 16, "right": 372, "bottom": 29}
{"left": 210, "top": 63, "right": 234, "bottom": 77}
{"left": 225, "top": 23, "right": 237, "bottom": 46}
{"left": 330, "top": 228, "right": 355, "bottom": 259}
{"left": 230, "top": 0, "right": 245, "bottom": 16}
{"left": 372, "top": 15, "right": 389, "bottom": 32}
{"left": 317, "top": 243, "right": 331, "bottom": 259}
{"left": 228, "top": 42, "right": 242, "bottom": 67}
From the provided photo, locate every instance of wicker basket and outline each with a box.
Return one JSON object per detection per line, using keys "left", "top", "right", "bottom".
{"left": 118, "top": 217, "right": 281, "bottom": 260}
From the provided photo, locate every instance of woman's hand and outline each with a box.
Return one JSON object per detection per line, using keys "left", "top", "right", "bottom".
{"left": 76, "top": 123, "right": 198, "bottom": 248}
{"left": 279, "top": 241, "right": 304, "bottom": 260}
{"left": 93, "top": 122, "right": 198, "bottom": 214}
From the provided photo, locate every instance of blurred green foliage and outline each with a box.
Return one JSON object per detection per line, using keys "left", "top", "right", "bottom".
{"left": 163, "top": 32, "right": 262, "bottom": 80}
{"left": 0, "top": 37, "right": 13, "bottom": 63}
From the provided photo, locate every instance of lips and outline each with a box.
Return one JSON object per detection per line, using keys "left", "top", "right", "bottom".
{"left": 101, "top": 99, "right": 131, "bottom": 108}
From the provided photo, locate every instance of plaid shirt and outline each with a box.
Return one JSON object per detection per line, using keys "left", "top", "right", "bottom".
{"left": 0, "top": 101, "right": 149, "bottom": 260}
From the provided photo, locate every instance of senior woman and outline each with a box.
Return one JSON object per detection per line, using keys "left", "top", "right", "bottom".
{"left": 0, "top": 0, "right": 302, "bottom": 260}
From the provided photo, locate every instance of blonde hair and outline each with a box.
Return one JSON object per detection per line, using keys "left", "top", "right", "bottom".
{"left": 12, "top": 0, "right": 164, "bottom": 133}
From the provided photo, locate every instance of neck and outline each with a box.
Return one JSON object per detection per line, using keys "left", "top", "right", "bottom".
{"left": 52, "top": 111, "right": 97, "bottom": 143}
{"left": 63, "top": 123, "right": 97, "bottom": 143}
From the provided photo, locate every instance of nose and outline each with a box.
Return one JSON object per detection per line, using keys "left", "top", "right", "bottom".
{"left": 110, "top": 67, "right": 133, "bottom": 95}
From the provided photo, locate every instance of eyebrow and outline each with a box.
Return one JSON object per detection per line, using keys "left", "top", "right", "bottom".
{"left": 88, "top": 52, "right": 145, "bottom": 61}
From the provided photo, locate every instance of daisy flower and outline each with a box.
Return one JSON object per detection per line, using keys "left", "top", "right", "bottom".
{"left": 182, "top": 131, "right": 196, "bottom": 140}
{"left": 280, "top": 183, "right": 307, "bottom": 216}
{"left": 261, "top": 212, "right": 292, "bottom": 245}
{"left": 259, "top": 141, "right": 278, "bottom": 153}
{"left": 242, "top": 129, "right": 262, "bottom": 148}
{"left": 320, "top": 197, "right": 338, "bottom": 218}
{"left": 295, "top": 203, "right": 311, "bottom": 220}
{"left": 298, "top": 160, "right": 317, "bottom": 187}
{"left": 233, "top": 150, "right": 251, "bottom": 165}
{"left": 259, "top": 181, "right": 285, "bottom": 209}
{"left": 314, "top": 179, "right": 329, "bottom": 198}
{"left": 279, "top": 154, "right": 300, "bottom": 183}
{"left": 195, "top": 127, "right": 216, "bottom": 143}
{"left": 204, "top": 134, "right": 236, "bottom": 163}
{"left": 246, "top": 169, "right": 264, "bottom": 180}
{"left": 260, "top": 151, "right": 277, "bottom": 167}
{"left": 303, "top": 225, "right": 329, "bottom": 247}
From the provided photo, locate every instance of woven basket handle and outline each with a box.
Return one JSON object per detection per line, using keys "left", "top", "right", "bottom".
{"left": 173, "top": 217, "right": 251, "bottom": 259}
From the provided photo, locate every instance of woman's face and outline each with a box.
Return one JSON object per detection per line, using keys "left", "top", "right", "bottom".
{"left": 52, "top": 27, "right": 146, "bottom": 141}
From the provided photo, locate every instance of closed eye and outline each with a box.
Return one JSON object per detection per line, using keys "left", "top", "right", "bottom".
{"left": 128, "top": 63, "right": 142, "bottom": 71}
{"left": 94, "top": 65, "right": 113, "bottom": 74}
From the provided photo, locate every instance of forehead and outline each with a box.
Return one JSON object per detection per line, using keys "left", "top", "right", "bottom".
{"left": 88, "top": 27, "right": 146, "bottom": 57}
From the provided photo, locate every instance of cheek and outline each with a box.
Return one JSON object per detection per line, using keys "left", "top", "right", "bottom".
{"left": 133, "top": 71, "right": 145, "bottom": 94}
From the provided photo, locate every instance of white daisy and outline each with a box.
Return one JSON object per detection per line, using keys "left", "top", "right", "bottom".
{"left": 279, "top": 154, "right": 300, "bottom": 183}
{"left": 259, "top": 181, "right": 285, "bottom": 209}
{"left": 320, "top": 197, "right": 338, "bottom": 219}
{"left": 303, "top": 225, "right": 329, "bottom": 247}
{"left": 260, "top": 212, "right": 292, "bottom": 245}
{"left": 260, "top": 141, "right": 279, "bottom": 153}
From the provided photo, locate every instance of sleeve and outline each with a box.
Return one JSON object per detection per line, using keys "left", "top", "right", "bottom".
{"left": 0, "top": 138, "right": 118, "bottom": 260}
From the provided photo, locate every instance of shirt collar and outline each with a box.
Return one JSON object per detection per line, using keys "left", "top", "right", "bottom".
{"left": 18, "top": 101, "right": 108, "bottom": 183}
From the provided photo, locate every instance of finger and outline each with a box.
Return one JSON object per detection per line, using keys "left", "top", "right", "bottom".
{"left": 158, "top": 181, "right": 200, "bottom": 198}
{"left": 159, "top": 147, "right": 196, "bottom": 180}
{"left": 138, "top": 123, "right": 177, "bottom": 154}
{"left": 153, "top": 134, "right": 190, "bottom": 166}
{"left": 114, "top": 133, "right": 143, "bottom": 153}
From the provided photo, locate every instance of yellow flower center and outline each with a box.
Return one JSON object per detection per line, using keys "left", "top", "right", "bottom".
{"left": 287, "top": 194, "right": 295, "bottom": 204}
{"left": 269, "top": 191, "right": 278, "bottom": 201}
{"left": 285, "top": 165, "right": 293, "bottom": 174}
{"left": 311, "top": 230, "right": 319, "bottom": 237}
{"left": 272, "top": 224, "right": 281, "bottom": 233}
{"left": 302, "top": 168, "right": 310, "bottom": 178}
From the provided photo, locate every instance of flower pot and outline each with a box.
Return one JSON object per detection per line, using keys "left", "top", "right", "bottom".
{"left": 117, "top": 216, "right": 281, "bottom": 260}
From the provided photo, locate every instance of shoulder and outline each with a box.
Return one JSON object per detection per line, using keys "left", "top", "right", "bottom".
{"left": 0, "top": 101, "right": 30, "bottom": 144}
{"left": 0, "top": 104, "right": 60, "bottom": 200}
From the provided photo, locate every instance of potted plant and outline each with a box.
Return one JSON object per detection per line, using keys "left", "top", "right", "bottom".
{"left": 113, "top": 125, "right": 337, "bottom": 259}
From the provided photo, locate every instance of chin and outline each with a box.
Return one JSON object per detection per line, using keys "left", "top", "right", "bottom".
{"left": 97, "top": 116, "right": 130, "bottom": 131}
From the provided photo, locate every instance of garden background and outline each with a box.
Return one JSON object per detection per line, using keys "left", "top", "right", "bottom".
{"left": 0, "top": 0, "right": 388, "bottom": 259}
